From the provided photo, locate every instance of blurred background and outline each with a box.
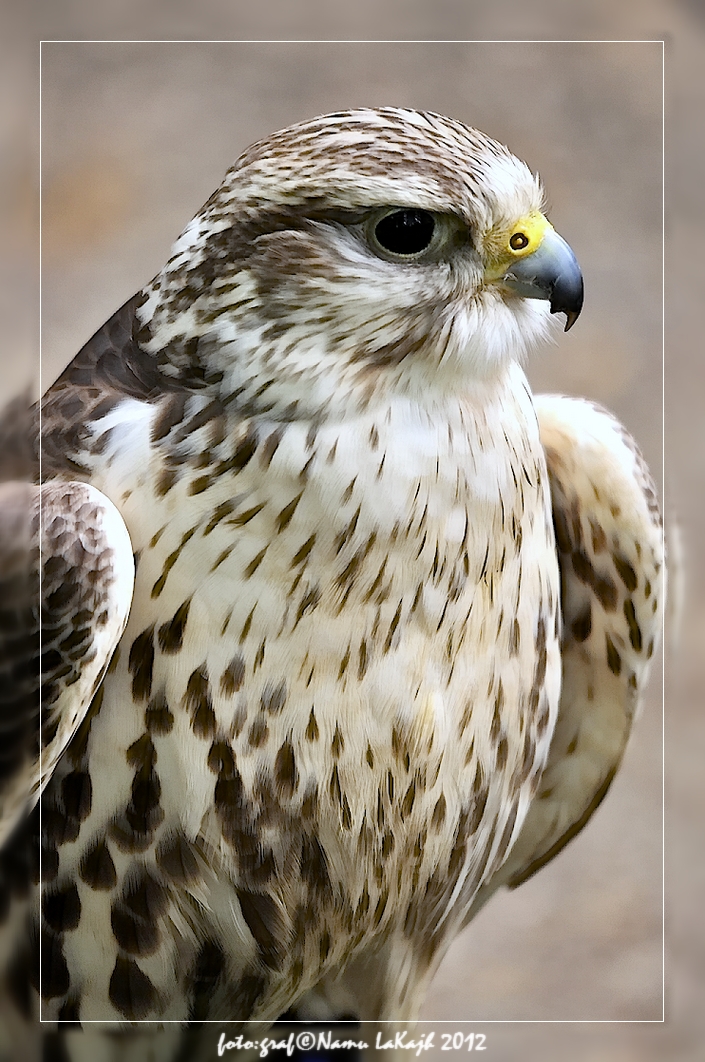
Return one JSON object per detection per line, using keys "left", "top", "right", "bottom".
{"left": 2, "top": 3, "right": 703, "bottom": 1060}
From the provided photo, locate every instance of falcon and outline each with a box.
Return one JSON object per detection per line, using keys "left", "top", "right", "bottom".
{"left": 0, "top": 109, "right": 664, "bottom": 1054}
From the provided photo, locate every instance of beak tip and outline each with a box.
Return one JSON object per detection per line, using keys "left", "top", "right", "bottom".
{"left": 562, "top": 308, "right": 580, "bottom": 332}
{"left": 550, "top": 273, "right": 584, "bottom": 332}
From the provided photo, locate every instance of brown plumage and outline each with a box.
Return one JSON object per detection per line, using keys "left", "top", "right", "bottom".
{"left": 0, "top": 110, "right": 663, "bottom": 1059}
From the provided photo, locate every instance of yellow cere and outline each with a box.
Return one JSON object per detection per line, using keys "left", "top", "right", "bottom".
{"left": 483, "top": 211, "right": 552, "bottom": 281}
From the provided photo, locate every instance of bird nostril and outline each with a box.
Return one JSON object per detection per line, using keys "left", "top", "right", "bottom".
{"left": 510, "top": 232, "right": 529, "bottom": 251}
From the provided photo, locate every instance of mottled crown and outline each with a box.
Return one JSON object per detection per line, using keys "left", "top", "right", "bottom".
{"left": 213, "top": 108, "right": 539, "bottom": 226}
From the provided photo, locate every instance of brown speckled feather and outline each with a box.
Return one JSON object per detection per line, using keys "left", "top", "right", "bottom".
{"left": 464, "top": 395, "right": 664, "bottom": 917}
{"left": 0, "top": 481, "right": 134, "bottom": 847}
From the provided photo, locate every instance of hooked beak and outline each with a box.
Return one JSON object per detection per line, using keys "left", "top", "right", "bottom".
{"left": 501, "top": 226, "right": 584, "bottom": 331}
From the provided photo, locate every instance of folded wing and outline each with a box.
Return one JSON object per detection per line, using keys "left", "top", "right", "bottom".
{"left": 0, "top": 481, "right": 134, "bottom": 846}
{"left": 466, "top": 395, "right": 665, "bottom": 915}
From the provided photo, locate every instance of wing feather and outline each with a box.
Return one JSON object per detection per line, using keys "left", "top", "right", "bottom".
{"left": 466, "top": 395, "right": 664, "bottom": 915}
{"left": 0, "top": 480, "right": 134, "bottom": 846}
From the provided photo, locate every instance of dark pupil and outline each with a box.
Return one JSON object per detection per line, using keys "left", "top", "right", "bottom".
{"left": 374, "top": 209, "right": 435, "bottom": 255}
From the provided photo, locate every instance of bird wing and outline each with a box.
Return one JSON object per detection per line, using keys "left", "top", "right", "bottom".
{"left": 0, "top": 480, "right": 134, "bottom": 846}
{"left": 465, "top": 394, "right": 664, "bottom": 915}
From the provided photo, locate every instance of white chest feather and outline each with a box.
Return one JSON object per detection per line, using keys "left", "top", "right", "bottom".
{"left": 53, "top": 363, "right": 561, "bottom": 1015}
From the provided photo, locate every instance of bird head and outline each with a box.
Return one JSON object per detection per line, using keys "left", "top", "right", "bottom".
{"left": 137, "top": 108, "right": 583, "bottom": 420}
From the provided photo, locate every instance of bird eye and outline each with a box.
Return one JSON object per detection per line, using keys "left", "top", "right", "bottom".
{"left": 373, "top": 209, "right": 436, "bottom": 257}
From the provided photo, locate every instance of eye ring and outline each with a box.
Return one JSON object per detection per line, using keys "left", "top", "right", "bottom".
{"left": 509, "top": 231, "right": 529, "bottom": 251}
{"left": 372, "top": 209, "right": 436, "bottom": 257}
